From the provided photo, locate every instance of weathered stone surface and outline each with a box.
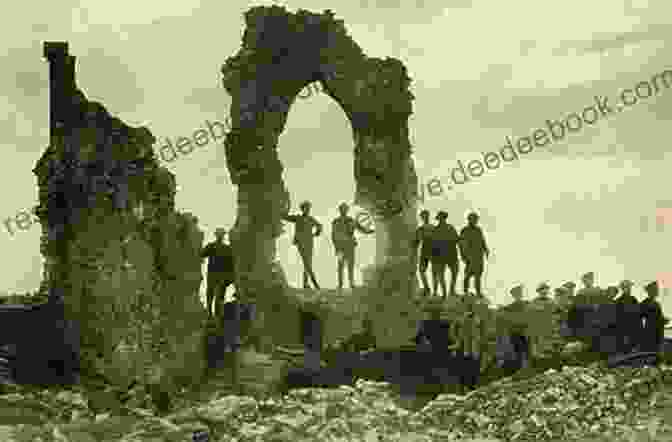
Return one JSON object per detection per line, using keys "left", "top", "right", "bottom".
{"left": 32, "top": 42, "right": 207, "bottom": 394}
{"left": 222, "top": 5, "right": 418, "bottom": 349}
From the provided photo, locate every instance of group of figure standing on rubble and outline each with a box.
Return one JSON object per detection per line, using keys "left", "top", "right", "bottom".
{"left": 198, "top": 200, "right": 375, "bottom": 317}
{"left": 492, "top": 271, "right": 668, "bottom": 373}
{"left": 198, "top": 206, "right": 669, "bottom": 363}
{"left": 413, "top": 209, "right": 490, "bottom": 298}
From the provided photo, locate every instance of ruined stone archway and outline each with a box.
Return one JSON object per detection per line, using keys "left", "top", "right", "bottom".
{"left": 221, "top": 6, "right": 420, "bottom": 347}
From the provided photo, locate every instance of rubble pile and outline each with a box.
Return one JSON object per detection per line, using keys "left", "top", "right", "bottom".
{"left": 417, "top": 364, "right": 672, "bottom": 441}
{"left": 1, "top": 363, "right": 671, "bottom": 441}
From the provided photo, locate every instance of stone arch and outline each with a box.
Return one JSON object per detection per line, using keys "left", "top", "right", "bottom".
{"left": 221, "top": 6, "right": 420, "bottom": 346}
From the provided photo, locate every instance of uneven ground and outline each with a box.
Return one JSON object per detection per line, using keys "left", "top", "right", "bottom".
{"left": 3, "top": 290, "right": 671, "bottom": 441}
{"left": 1, "top": 352, "right": 672, "bottom": 441}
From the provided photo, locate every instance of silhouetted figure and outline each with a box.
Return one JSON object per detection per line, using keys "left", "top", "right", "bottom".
{"left": 331, "top": 203, "right": 374, "bottom": 290}
{"left": 562, "top": 281, "right": 577, "bottom": 300}
{"left": 531, "top": 282, "right": 563, "bottom": 357}
{"left": 201, "top": 228, "right": 235, "bottom": 317}
{"left": 639, "top": 281, "right": 668, "bottom": 352}
{"left": 615, "top": 279, "right": 640, "bottom": 353}
{"left": 414, "top": 210, "right": 434, "bottom": 296}
{"left": 570, "top": 272, "right": 602, "bottom": 335}
{"left": 282, "top": 201, "right": 322, "bottom": 289}
{"left": 498, "top": 285, "right": 530, "bottom": 373}
{"left": 430, "top": 211, "right": 460, "bottom": 298}
{"left": 532, "top": 282, "right": 555, "bottom": 308}
{"left": 448, "top": 303, "right": 485, "bottom": 388}
{"left": 604, "top": 286, "right": 619, "bottom": 301}
{"left": 575, "top": 272, "right": 602, "bottom": 304}
{"left": 553, "top": 286, "right": 571, "bottom": 310}
{"left": 459, "top": 212, "right": 489, "bottom": 297}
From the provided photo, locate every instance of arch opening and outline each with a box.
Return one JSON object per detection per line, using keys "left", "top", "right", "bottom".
{"left": 221, "top": 5, "right": 420, "bottom": 348}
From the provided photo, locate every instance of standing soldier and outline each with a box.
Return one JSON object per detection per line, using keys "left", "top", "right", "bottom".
{"left": 201, "top": 228, "right": 236, "bottom": 318}
{"left": 576, "top": 272, "right": 602, "bottom": 304}
{"left": 615, "top": 280, "right": 640, "bottom": 353}
{"left": 532, "top": 282, "right": 554, "bottom": 308}
{"left": 459, "top": 212, "right": 490, "bottom": 298}
{"left": 553, "top": 286, "right": 571, "bottom": 311}
{"left": 414, "top": 210, "right": 434, "bottom": 297}
{"left": 562, "top": 281, "right": 577, "bottom": 301}
{"left": 282, "top": 201, "right": 323, "bottom": 290}
{"left": 498, "top": 285, "right": 530, "bottom": 372}
{"left": 604, "top": 286, "right": 619, "bottom": 301}
{"left": 430, "top": 211, "right": 461, "bottom": 298}
{"left": 639, "top": 281, "right": 668, "bottom": 352}
{"left": 331, "top": 203, "right": 375, "bottom": 290}
{"left": 530, "top": 282, "right": 558, "bottom": 358}
{"left": 448, "top": 303, "right": 486, "bottom": 388}
{"left": 570, "top": 272, "right": 602, "bottom": 335}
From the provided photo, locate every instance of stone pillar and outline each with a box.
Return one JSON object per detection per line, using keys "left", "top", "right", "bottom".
{"left": 356, "top": 137, "right": 420, "bottom": 348}
{"left": 43, "top": 42, "right": 75, "bottom": 142}
{"left": 228, "top": 152, "right": 290, "bottom": 352}
{"left": 43, "top": 41, "right": 77, "bottom": 303}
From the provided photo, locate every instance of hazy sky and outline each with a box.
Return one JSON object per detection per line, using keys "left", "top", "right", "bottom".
{"left": 1, "top": 0, "right": 671, "bottom": 309}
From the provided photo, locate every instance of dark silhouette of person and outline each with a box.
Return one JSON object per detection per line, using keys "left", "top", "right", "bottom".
{"left": 499, "top": 285, "right": 530, "bottom": 372}
{"left": 201, "top": 228, "right": 235, "bottom": 318}
{"left": 639, "top": 280, "right": 668, "bottom": 352}
{"left": 604, "top": 286, "right": 619, "bottom": 301}
{"left": 282, "top": 201, "right": 323, "bottom": 290}
{"left": 414, "top": 210, "right": 434, "bottom": 296}
{"left": 562, "top": 281, "right": 577, "bottom": 299}
{"left": 615, "top": 279, "right": 640, "bottom": 353}
{"left": 459, "top": 212, "right": 489, "bottom": 297}
{"left": 430, "top": 211, "right": 460, "bottom": 298}
{"left": 331, "top": 203, "right": 374, "bottom": 290}
{"left": 575, "top": 271, "right": 602, "bottom": 304}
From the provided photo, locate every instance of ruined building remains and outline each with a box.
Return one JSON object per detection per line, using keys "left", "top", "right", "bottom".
{"left": 221, "top": 6, "right": 421, "bottom": 348}
{"left": 34, "top": 42, "right": 207, "bottom": 391}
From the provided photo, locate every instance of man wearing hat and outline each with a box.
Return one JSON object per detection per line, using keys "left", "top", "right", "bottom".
{"left": 282, "top": 201, "right": 323, "bottom": 290}
{"left": 497, "top": 285, "right": 530, "bottom": 372}
{"left": 448, "top": 302, "right": 486, "bottom": 384}
{"left": 430, "top": 211, "right": 461, "bottom": 298}
{"left": 562, "top": 281, "right": 576, "bottom": 294}
{"left": 201, "top": 228, "right": 236, "bottom": 317}
{"left": 615, "top": 280, "right": 640, "bottom": 353}
{"left": 603, "top": 286, "right": 619, "bottom": 301}
{"left": 459, "top": 212, "right": 490, "bottom": 298}
{"left": 531, "top": 282, "right": 557, "bottom": 358}
{"left": 553, "top": 287, "right": 571, "bottom": 310}
{"left": 575, "top": 272, "right": 602, "bottom": 305}
{"left": 331, "top": 202, "right": 375, "bottom": 290}
{"left": 533, "top": 282, "right": 554, "bottom": 307}
{"left": 639, "top": 281, "right": 668, "bottom": 352}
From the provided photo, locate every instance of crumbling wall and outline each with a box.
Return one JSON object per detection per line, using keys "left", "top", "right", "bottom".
{"left": 221, "top": 6, "right": 419, "bottom": 349}
{"left": 33, "top": 42, "right": 207, "bottom": 391}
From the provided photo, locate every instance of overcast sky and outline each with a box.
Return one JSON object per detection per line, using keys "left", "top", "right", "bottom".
{"left": 1, "top": 0, "right": 671, "bottom": 309}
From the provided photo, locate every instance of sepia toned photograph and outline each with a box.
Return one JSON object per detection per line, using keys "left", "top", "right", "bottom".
{"left": 1, "top": 1, "right": 671, "bottom": 441}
